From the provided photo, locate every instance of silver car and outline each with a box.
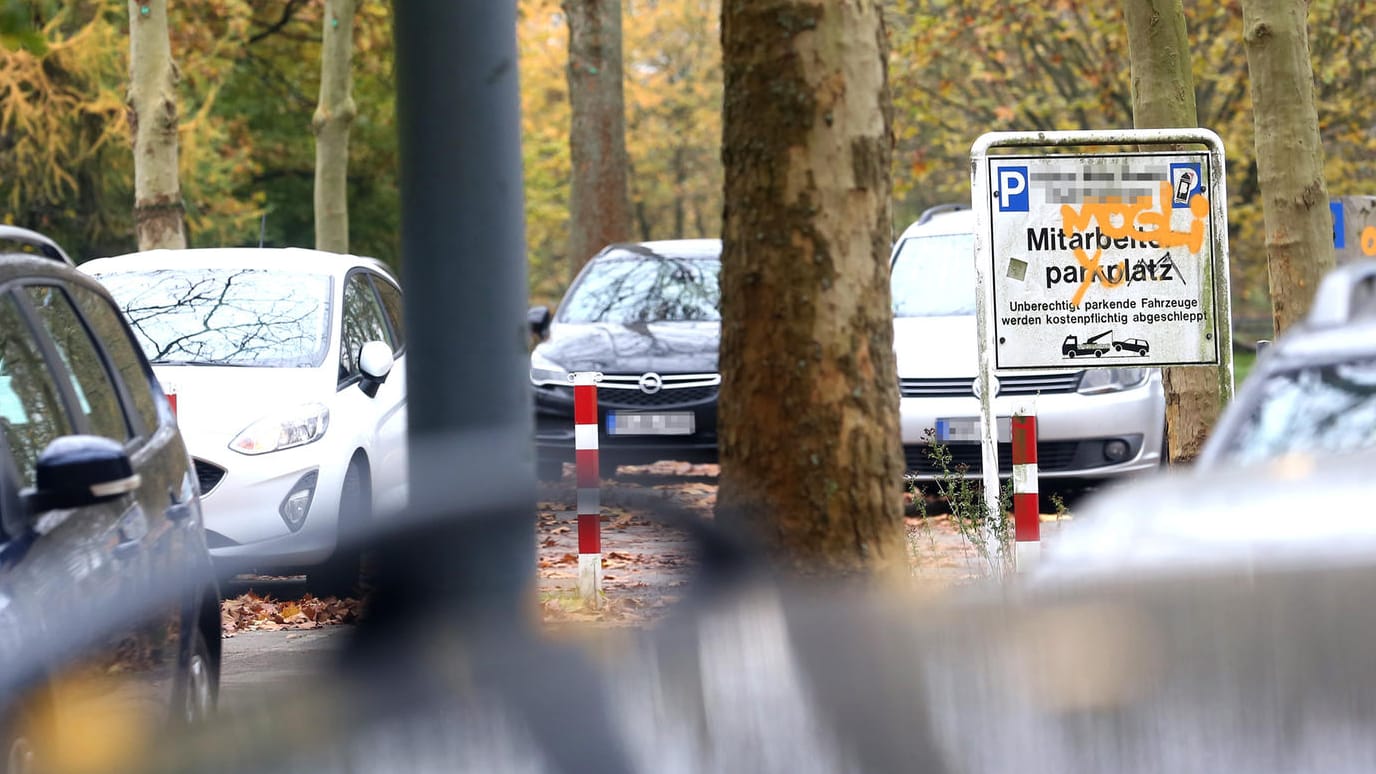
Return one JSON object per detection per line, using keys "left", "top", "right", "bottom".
{"left": 890, "top": 206, "right": 1166, "bottom": 487}
{"left": 1197, "top": 260, "right": 1376, "bottom": 469}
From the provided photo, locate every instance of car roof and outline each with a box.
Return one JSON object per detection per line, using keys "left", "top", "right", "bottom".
{"left": 598, "top": 239, "right": 721, "bottom": 260}
{"left": 895, "top": 207, "right": 975, "bottom": 242}
{"left": 80, "top": 247, "right": 399, "bottom": 284}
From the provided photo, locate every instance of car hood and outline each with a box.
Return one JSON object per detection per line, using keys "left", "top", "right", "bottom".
{"left": 153, "top": 365, "right": 328, "bottom": 447}
{"left": 536, "top": 321, "right": 719, "bottom": 374}
{"left": 892, "top": 316, "right": 979, "bottom": 378}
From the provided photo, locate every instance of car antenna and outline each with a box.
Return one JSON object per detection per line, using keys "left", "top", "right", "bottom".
{"left": 258, "top": 212, "right": 267, "bottom": 248}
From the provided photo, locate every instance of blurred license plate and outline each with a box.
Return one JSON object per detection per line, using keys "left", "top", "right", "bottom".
{"left": 607, "top": 412, "right": 695, "bottom": 436}
{"left": 935, "top": 416, "right": 1011, "bottom": 442}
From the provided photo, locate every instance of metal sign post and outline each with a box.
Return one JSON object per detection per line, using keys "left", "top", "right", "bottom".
{"left": 971, "top": 129, "right": 1233, "bottom": 574}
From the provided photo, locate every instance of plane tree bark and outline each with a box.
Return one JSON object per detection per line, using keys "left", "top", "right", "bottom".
{"left": 1239, "top": 0, "right": 1334, "bottom": 333}
{"left": 716, "top": 0, "right": 904, "bottom": 573}
{"left": 564, "top": 0, "right": 633, "bottom": 278}
{"left": 127, "top": 0, "right": 186, "bottom": 250}
{"left": 1121, "top": 0, "right": 1221, "bottom": 462}
{"left": 314, "top": 0, "right": 357, "bottom": 254}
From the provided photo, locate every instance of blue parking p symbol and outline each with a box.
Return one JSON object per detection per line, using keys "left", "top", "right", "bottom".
{"left": 996, "top": 166, "right": 1029, "bottom": 212}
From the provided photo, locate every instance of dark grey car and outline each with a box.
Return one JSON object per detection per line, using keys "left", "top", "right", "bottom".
{"left": 0, "top": 229, "right": 220, "bottom": 772}
{"left": 529, "top": 240, "right": 722, "bottom": 480}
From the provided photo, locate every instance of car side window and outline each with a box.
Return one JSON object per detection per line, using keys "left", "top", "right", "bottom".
{"left": 371, "top": 276, "right": 404, "bottom": 353}
{"left": 339, "top": 273, "right": 392, "bottom": 382}
{"left": 24, "top": 286, "right": 131, "bottom": 443}
{"left": 68, "top": 284, "right": 160, "bottom": 436}
{"left": 0, "top": 293, "right": 75, "bottom": 488}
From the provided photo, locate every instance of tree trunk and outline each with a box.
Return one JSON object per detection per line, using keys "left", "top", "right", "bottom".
{"left": 1121, "top": 0, "right": 1221, "bottom": 463}
{"left": 126, "top": 0, "right": 186, "bottom": 250}
{"left": 1240, "top": 0, "right": 1335, "bottom": 334}
{"left": 314, "top": 0, "right": 357, "bottom": 255}
{"left": 717, "top": 0, "right": 904, "bottom": 574}
{"left": 564, "top": 0, "right": 632, "bottom": 277}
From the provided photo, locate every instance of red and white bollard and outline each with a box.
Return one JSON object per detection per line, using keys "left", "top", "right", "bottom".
{"left": 572, "top": 372, "right": 602, "bottom": 606}
{"left": 1011, "top": 411, "right": 1039, "bottom": 571}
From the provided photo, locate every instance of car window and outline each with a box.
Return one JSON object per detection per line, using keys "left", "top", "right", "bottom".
{"left": 24, "top": 286, "right": 131, "bottom": 443}
{"left": 96, "top": 268, "right": 333, "bottom": 368}
{"left": 0, "top": 294, "right": 75, "bottom": 487}
{"left": 890, "top": 233, "right": 976, "bottom": 317}
{"left": 340, "top": 272, "right": 393, "bottom": 380}
{"left": 1222, "top": 358, "right": 1376, "bottom": 464}
{"left": 558, "top": 251, "right": 720, "bottom": 324}
{"left": 371, "top": 275, "right": 405, "bottom": 352}
{"left": 68, "top": 284, "right": 160, "bottom": 436}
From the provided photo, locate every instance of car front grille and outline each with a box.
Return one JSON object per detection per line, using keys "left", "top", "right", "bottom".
{"left": 903, "top": 441, "right": 1080, "bottom": 475}
{"left": 597, "top": 384, "right": 718, "bottom": 408}
{"left": 899, "top": 372, "right": 1083, "bottom": 398}
{"left": 539, "top": 373, "right": 721, "bottom": 409}
{"left": 194, "top": 459, "right": 226, "bottom": 495}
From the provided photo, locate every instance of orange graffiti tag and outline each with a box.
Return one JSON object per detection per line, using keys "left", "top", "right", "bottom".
{"left": 1060, "top": 181, "right": 1209, "bottom": 306}
{"left": 1362, "top": 226, "right": 1376, "bottom": 257}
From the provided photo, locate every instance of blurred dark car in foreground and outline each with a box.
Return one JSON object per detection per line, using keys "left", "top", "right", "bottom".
{"left": 1197, "top": 260, "right": 1376, "bottom": 469}
{"left": 0, "top": 229, "right": 220, "bottom": 772}
{"left": 529, "top": 240, "right": 721, "bottom": 480}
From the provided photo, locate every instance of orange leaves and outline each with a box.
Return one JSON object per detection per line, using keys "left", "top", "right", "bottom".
{"left": 221, "top": 591, "right": 363, "bottom": 636}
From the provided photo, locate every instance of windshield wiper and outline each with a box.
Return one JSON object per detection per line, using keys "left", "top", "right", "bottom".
{"left": 147, "top": 359, "right": 256, "bottom": 367}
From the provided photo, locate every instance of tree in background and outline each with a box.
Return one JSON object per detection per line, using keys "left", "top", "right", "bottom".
{"left": 717, "top": 0, "right": 904, "bottom": 573}
{"left": 1240, "top": 0, "right": 1334, "bottom": 333}
{"left": 314, "top": 0, "right": 357, "bottom": 254}
{"left": 126, "top": 0, "right": 186, "bottom": 249}
{"left": 1121, "top": 0, "right": 1222, "bottom": 462}
{"left": 563, "top": 0, "right": 632, "bottom": 278}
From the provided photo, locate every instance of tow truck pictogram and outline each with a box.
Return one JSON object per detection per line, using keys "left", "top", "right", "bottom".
{"left": 1062, "top": 330, "right": 1113, "bottom": 358}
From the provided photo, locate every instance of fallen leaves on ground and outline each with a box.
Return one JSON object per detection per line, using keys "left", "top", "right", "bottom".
{"left": 221, "top": 591, "right": 363, "bottom": 636}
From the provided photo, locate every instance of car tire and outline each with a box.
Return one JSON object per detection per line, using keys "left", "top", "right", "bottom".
{"left": 537, "top": 459, "right": 564, "bottom": 483}
{"left": 308, "top": 461, "right": 367, "bottom": 598}
{"left": 1066, "top": 351, "right": 1076, "bottom": 358}
{"left": 1114, "top": 344, "right": 1122, "bottom": 351}
{"left": 1094, "top": 350, "right": 1103, "bottom": 357}
{"left": 178, "top": 628, "right": 217, "bottom": 725}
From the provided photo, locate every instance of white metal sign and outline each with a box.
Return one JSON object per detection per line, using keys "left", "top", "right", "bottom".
{"left": 986, "top": 151, "right": 1223, "bottom": 369}
{"left": 969, "top": 129, "right": 1233, "bottom": 575}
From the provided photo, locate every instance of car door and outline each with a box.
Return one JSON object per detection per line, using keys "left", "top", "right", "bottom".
{"left": 337, "top": 271, "right": 407, "bottom": 516}
{"left": 17, "top": 283, "right": 190, "bottom": 725}
{"left": 366, "top": 273, "right": 408, "bottom": 515}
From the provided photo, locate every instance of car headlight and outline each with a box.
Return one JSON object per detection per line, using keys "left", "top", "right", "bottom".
{"left": 530, "top": 349, "right": 569, "bottom": 386}
{"left": 229, "top": 402, "right": 330, "bottom": 455}
{"left": 1077, "top": 368, "right": 1150, "bottom": 395}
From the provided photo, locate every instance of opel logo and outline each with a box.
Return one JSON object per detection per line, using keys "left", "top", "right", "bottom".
{"left": 638, "top": 372, "right": 663, "bottom": 395}
{"left": 971, "top": 376, "right": 1000, "bottom": 399}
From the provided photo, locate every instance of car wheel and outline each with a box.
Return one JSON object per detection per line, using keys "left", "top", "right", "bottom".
{"left": 537, "top": 459, "right": 564, "bottom": 483}
{"left": 180, "top": 628, "right": 217, "bottom": 725}
{"left": 1066, "top": 351, "right": 1076, "bottom": 358}
{"left": 308, "top": 461, "right": 367, "bottom": 598}
{"left": 1114, "top": 344, "right": 1122, "bottom": 351}
{"left": 1094, "top": 350, "right": 1103, "bottom": 357}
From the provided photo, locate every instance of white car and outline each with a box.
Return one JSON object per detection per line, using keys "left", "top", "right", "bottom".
{"left": 83, "top": 248, "right": 407, "bottom": 594}
{"left": 890, "top": 206, "right": 1165, "bottom": 493}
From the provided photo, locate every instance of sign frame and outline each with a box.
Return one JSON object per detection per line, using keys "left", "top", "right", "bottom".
{"left": 970, "top": 129, "right": 1234, "bottom": 567}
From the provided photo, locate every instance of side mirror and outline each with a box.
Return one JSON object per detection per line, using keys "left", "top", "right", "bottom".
{"left": 528, "top": 305, "right": 552, "bottom": 340}
{"left": 24, "top": 435, "right": 140, "bottom": 512}
{"left": 358, "top": 341, "right": 394, "bottom": 398}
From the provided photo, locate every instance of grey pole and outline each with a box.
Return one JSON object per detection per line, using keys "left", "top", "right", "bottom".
{"left": 387, "top": 0, "right": 535, "bottom": 619}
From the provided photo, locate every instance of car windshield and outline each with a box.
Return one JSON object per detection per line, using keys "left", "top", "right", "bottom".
{"left": 1222, "top": 358, "right": 1376, "bottom": 463}
{"left": 96, "top": 268, "right": 333, "bottom": 367}
{"left": 890, "top": 233, "right": 976, "bottom": 317}
{"left": 558, "top": 249, "right": 720, "bottom": 324}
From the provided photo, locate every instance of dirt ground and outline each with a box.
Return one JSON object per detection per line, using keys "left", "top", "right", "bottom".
{"left": 532, "top": 462, "right": 1032, "bottom": 626}
{"left": 221, "top": 463, "right": 1062, "bottom": 633}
